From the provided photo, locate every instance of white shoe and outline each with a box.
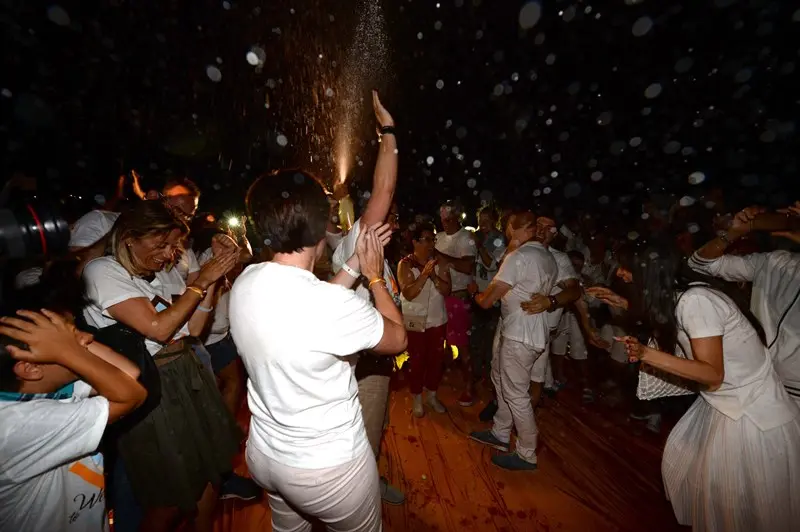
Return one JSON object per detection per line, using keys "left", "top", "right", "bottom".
{"left": 426, "top": 391, "right": 447, "bottom": 414}
{"left": 412, "top": 394, "right": 425, "bottom": 418}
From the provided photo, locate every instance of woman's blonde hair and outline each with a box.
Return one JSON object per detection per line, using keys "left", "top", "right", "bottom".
{"left": 109, "top": 200, "right": 188, "bottom": 277}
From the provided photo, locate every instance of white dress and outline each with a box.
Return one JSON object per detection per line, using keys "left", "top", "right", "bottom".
{"left": 662, "top": 287, "right": 800, "bottom": 531}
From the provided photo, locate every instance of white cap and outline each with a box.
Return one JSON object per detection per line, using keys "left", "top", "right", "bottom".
{"left": 68, "top": 210, "right": 121, "bottom": 248}
{"left": 15, "top": 267, "right": 43, "bottom": 289}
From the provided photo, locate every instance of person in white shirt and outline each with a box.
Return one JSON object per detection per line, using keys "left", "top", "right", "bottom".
{"left": 468, "top": 211, "right": 558, "bottom": 471}
{"left": 231, "top": 167, "right": 407, "bottom": 532}
{"left": 0, "top": 279, "right": 146, "bottom": 532}
{"left": 324, "top": 91, "right": 406, "bottom": 506}
{"left": 398, "top": 223, "right": 452, "bottom": 418}
{"left": 689, "top": 203, "right": 800, "bottom": 404}
{"left": 435, "top": 200, "right": 479, "bottom": 406}
{"left": 607, "top": 243, "right": 800, "bottom": 532}
{"left": 81, "top": 200, "right": 241, "bottom": 532}
{"left": 195, "top": 231, "right": 248, "bottom": 417}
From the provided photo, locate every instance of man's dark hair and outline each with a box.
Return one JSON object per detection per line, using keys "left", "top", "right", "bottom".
{"left": 163, "top": 177, "right": 201, "bottom": 198}
{"left": 246, "top": 169, "right": 329, "bottom": 254}
{"left": 1, "top": 259, "right": 87, "bottom": 392}
{"left": 411, "top": 222, "right": 435, "bottom": 242}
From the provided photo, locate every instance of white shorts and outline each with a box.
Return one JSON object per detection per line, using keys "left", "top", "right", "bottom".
{"left": 550, "top": 311, "right": 587, "bottom": 360}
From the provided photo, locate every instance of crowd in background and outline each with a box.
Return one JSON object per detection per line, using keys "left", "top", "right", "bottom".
{"left": 1, "top": 92, "right": 800, "bottom": 532}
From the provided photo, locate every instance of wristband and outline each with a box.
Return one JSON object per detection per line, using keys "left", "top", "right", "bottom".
{"left": 718, "top": 231, "right": 732, "bottom": 245}
{"left": 186, "top": 285, "right": 207, "bottom": 298}
{"left": 197, "top": 305, "right": 214, "bottom": 313}
{"left": 341, "top": 263, "right": 360, "bottom": 278}
{"left": 548, "top": 295, "right": 559, "bottom": 310}
{"left": 368, "top": 277, "right": 387, "bottom": 290}
{"left": 379, "top": 125, "right": 396, "bottom": 136}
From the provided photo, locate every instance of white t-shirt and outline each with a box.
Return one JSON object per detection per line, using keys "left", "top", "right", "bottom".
{"left": 69, "top": 210, "right": 120, "bottom": 248}
{"left": 400, "top": 263, "right": 448, "bottom": 329}
{"left": 435, "top": 228, "right": 477, "bottom": 292}
{"left": 330, "top": 219, "right": 400, "bottom": 306}
{"left": 546, "top": 248, "right": 579, "bottom": 330}
{"left": 229, "top": 262, "right": 385, "bottom": 469}
{"left": 174, "top": 248, "right": 200, "bottom": 282}
{"left": 494, "top": 241, "right": 558, "bottom": 351}
{"left": 0, "top": 387, "right": 109, "bottom": 532}
{"left": 675, "top": 286, "right": 799, "bottom": 430}
{"left": 82, "top": 257, "right": 191, "bottom": 355}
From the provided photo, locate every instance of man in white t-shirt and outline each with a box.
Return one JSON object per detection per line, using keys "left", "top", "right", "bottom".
{"left": 0, "top": 304, "right": 146, "bottom": 532}
{"left": 230, "top": 164, "right": 406, "bottom": 531}
{"left": 468, "top": 211, "right": 557, "bottom": 471}
{"left": 435, "top": 200, "right": 479, "bottom": 406}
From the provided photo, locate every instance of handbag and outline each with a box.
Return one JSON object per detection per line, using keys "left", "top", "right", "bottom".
{"left": 404, "top": 313, "right": 428, "bottom": 333}
{"left": 636, "top": 338, "right": 696, "bottom": 401}
{"left": 402, "top": 255, "right": 430, "bottom": 333}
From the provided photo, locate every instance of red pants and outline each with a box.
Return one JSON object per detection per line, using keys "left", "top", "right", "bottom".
{"left": 407, "top": 324, "right": 447, "bottom": 395}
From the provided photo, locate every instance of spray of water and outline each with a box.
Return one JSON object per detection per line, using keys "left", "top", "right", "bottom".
{"left": 334, "top": 0, "right": 389, "bottom": 184}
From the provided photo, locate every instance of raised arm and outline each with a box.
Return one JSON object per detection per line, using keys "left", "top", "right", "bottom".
{"left": 360, "top": 91, "right": 397, "bottom": 227}
{"left": 690, "top": 206, "right": 768, "bottom": 282}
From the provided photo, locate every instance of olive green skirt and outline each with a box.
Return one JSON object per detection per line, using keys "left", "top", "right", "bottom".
{"left": 117, "top": 341, "right": 242, "bottom": 512}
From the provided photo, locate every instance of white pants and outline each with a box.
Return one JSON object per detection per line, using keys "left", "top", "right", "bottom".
{"left": 551, "top": 311, "right": 587, "bottom": 360}
{"left": 246, "top": 445, "right": 382, "bottom": 532}
{"left": 491, "top": 336, "right": 543, "bottom": 464}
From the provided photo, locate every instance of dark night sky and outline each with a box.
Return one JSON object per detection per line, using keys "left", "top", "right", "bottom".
{"left": 1, "top": 0, "right": 798, "bottom": 223}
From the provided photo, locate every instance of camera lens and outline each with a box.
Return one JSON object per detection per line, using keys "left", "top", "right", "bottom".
{"left": 0, "top": 203, "right": 70, "bottom": 259}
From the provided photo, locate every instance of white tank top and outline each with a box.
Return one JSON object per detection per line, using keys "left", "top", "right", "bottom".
{"left": 400, "top": 261, "right": 448, "bottom": 330}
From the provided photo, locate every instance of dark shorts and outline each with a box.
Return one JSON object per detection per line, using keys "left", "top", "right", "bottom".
{"left": 205, "top": 335, "right": 239, "bottom": 374}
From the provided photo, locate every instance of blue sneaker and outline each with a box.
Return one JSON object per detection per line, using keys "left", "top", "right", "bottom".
{"left": 469, "top": 430, "right": 510, "bottom": 452}
{"left": 379, "top": 477, "right": 405, "bottom": 505}
{"left": 491, "top": 453, "right": 538, "bottom": 471}
{"left": 219, "top": 473, "right": 262, "bottom": 501}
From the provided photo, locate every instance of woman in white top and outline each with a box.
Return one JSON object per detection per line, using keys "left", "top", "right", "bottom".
{"left": 81, "top": 200, "right": 241, "bottom": 532}
{"left": 398, "top": 222, "right": 451, "bottom": 418}
{"left": 230, "top": 165, "right": 407, "bottom": 532}
{"left": 195, "top": 229, "right": 247, "bottom": 415}
{"left": 596, "top": 244, "right": 800, "bottom": 531}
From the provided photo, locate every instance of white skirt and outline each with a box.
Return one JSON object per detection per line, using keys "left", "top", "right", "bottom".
{"left": 663, "top": 396, "right": 800, "bottom": 531}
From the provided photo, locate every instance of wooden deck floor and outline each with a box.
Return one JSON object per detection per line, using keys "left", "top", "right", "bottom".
{"left": 214, "top": 365, "right": 688, "bottom": 532}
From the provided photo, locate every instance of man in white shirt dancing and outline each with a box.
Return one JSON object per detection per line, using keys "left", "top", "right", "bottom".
{"left": 468, "top": 211, "right": 557, "bottom": 471}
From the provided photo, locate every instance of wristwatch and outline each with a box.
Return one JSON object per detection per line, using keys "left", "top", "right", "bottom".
{"left": 548, "top": 295, "right": 559, "bottom": 310}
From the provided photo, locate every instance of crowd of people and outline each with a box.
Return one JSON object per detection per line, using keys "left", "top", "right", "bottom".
{"left": 1, "top": 90, "right": 800, "bottom": 532}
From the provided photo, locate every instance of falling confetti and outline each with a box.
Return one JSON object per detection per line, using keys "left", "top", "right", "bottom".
{"left": 205, "top": 65, "right": 222, "bottom": 82}
{"left": 632, "top": 16, "right": 653, "bottom": 37}
{"left": 518, "top": 2, "right": 542, "bottom": 30}
{"left": 46, "top": 5, "right": 71, "bottom": 27}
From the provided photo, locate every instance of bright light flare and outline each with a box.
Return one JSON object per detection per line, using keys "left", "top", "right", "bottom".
{"left": 227, "top": 217, "right": 240, "bottom": 227}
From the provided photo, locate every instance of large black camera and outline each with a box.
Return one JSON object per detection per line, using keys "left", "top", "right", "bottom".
{"left": 0, "top": 203, "right": 70, "bottom": 259}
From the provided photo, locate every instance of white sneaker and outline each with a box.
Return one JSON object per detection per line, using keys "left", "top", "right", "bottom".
{"left": 426, "top": 391, "right": 447, "bottom": 414}
{"left": 412, "top": 394, "right": 425, "bottom": 418}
